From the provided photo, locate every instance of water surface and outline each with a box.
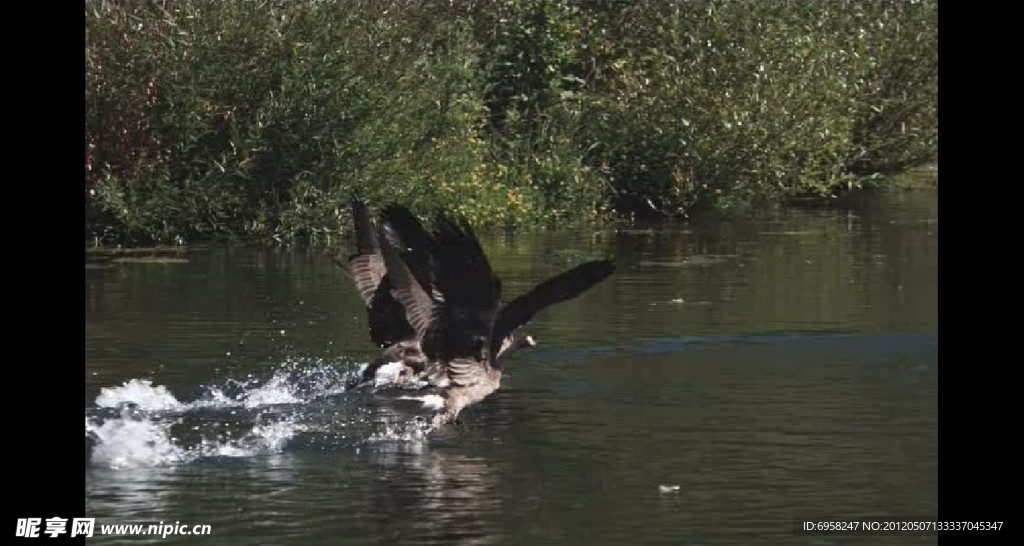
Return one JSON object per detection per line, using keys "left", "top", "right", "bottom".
{"left": 86, "top": 188, "right": 937, "bottom": 545}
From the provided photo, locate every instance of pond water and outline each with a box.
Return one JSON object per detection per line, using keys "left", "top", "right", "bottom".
{"left": 85, "top": 188, "right": 937, "bottom": 545}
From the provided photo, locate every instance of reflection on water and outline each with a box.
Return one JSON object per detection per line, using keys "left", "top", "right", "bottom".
{"left": 86, "top": 189, "right": 937, "bottom": 544}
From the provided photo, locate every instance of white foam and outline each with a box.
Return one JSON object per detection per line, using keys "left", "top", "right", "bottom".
{"left": 90, "top": 365, "right": 349, "bottom": 414}
{"left": 246, "top": 419, "right": 299, "bottom": 452}
{"left": 86, "top": 365, "right": 334, "bottom": 468}
{"left": 87, "top": 411, "right": 300, "bottom": 469}
{"left": 85, "top": 359, "right": 400, "bottom": 468}
{"left": 239, "top": 372, "right": 301, "bottom": 408}
{"left": 94, "top": 379, "right": 184, "bottom": 412}
{"left": 189, "top": 366, "right": 350, "bottom": 411}
{"left": 194, "top": 417, "right": 299, "bottom": 459}
{"left": 87, "top": 414, "right": 184, "bottom": 469}
{"left": 188, "top": 387, "right": 235, "bottom": 408}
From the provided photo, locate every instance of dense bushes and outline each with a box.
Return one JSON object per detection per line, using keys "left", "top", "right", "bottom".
{"left": 86, "top": 0, "right": 936, "bottom": 245}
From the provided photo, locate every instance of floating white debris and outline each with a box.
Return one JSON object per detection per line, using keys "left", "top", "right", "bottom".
{"left": 659, "top": 485, "right": 681, "bottom": 494}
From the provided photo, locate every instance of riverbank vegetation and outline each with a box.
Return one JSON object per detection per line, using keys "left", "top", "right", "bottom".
{"left": 86, "top": 0, "right": 936, "bottom": 245}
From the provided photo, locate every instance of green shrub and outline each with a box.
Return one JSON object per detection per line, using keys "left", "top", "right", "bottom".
{"left": 85, "top": 0, "right": 936, "bottom": 244}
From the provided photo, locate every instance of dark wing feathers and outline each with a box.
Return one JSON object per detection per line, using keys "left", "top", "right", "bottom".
{"left": 341, "top": 200, "right": 434, "bottom": 347}
{"left": 380, "top": 206, "right": 438, "bottom": 291}
{"left": 377, "top": 222, "right": 435, "bottom": 340}
{"left": 343, "top": 201, "right": 613, "bottom": 388}
{"left": 366, "top": 277, "right": 415, "bottom": 347}
{"left": 351, "top": 199, "right": 379, "bottom": 256}
{"left": 425, "top": 214, "right": 502, "bottom": 364}
{"left": 430, "top": 214, "right": 501, "bottom": 308}
{"left": 491, "top": 260, "right": 615, "bottom": 358}
{"left": 345, "top": 200, "right": 387, "bottom": 306}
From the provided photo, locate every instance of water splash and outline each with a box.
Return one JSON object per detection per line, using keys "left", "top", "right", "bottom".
{"left": 367, "top": 417, "right": 433, "bottom": 443}
{"left": 95, "top": 379, "right": 184, "bottom": 412}
{"left": 86, "top": 360, "right": 358, "bottom": 469}
{"left": 191, "top": 416, "right": 301, "bottom": 460}
{"left": 198, "top": 361, "right": 352, "bottom": 409}
{"left": 238, "top": 372, "right": 302, "bottom": 408}
{"left": 86, "top": 411, "right": 185, "bottom": 469}
{"left": 86, "top": 359, "right": 439, "bottom": 468}
{"left": 87, "top": 407, "right": 301, "bottom": 469}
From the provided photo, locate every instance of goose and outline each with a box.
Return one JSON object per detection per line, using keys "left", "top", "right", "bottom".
{"left": 375, "top": 211, "right": 505, "bottom": 425}
{"left": 365, "top": 205, "right": 615, "bottom": 425}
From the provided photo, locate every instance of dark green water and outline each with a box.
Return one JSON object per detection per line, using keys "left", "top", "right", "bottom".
{"left": 85, "top": 189, "right": 937, "bottom": 545}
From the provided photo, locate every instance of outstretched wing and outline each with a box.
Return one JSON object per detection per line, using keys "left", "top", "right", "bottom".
{"left": 377, "top": 222, "right": 436, "bottom": 340}
{"left": 491, "top": 260, "right": 615, "bottom": 358}
{"left": 431, "top": 215, "right": 499, "bottom": 303}
{"left": 380, "top": 205, "right": 438, "bottom": 294}
{"left": 345, "top": 199, "right": 385, "bottom": 306}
